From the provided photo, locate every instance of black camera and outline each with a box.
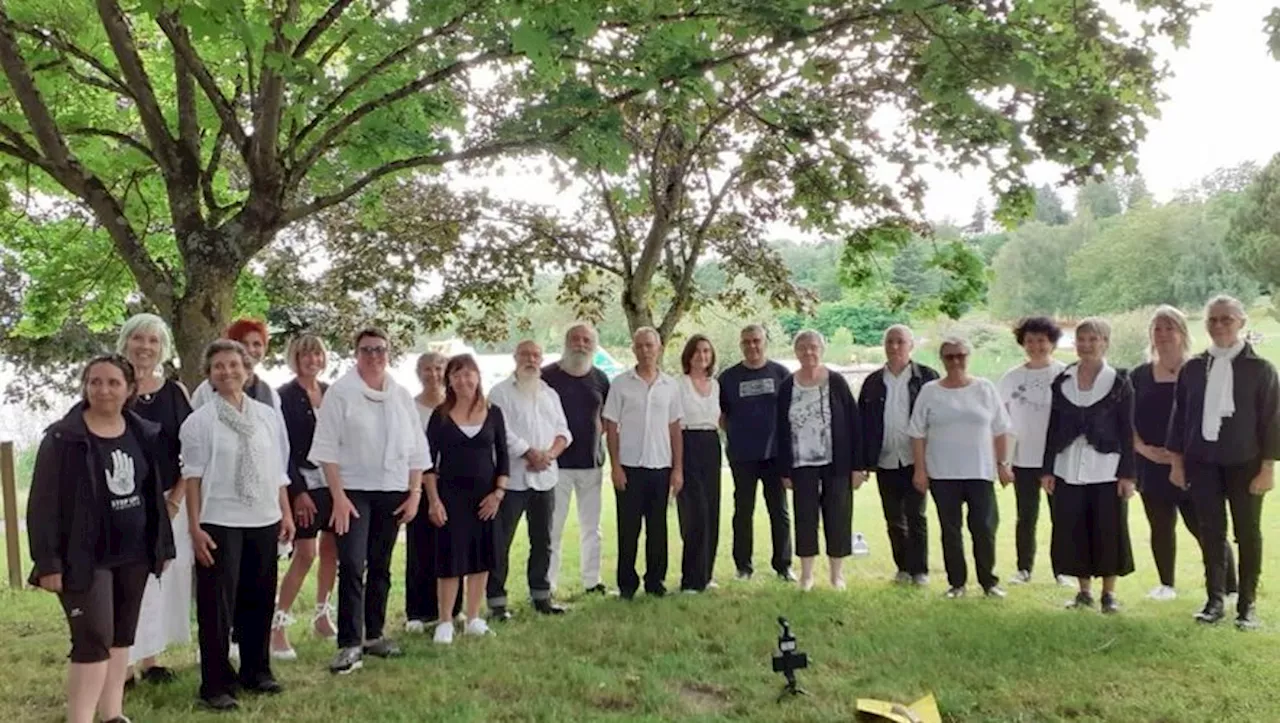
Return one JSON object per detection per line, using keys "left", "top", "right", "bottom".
{"left": 772, "top": 617, "right": 808, "bottom": 700}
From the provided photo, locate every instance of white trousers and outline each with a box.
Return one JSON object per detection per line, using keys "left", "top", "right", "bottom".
{"left": 129, "top": 498, "right": 193, "bottom": 664}
{"left": 549, "top": 467, "right": 604, "bottom": 591}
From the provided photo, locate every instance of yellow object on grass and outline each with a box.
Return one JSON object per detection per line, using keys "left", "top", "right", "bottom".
{"left": 855, "top": 693, "right": 942, "bottom": 723}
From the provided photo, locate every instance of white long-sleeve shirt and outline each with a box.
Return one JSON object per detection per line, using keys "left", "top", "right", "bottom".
{"left": 489, "top": 377, "right": 573, "bottom": 492}
{"left": 179, "top": 397, "right": 290, "bottom": 528}
{"left": 307, "top": 372, "right": 430, "bottom": 492}
{"left": 1053, "top": 364, "right": 1122, "bottom": 485}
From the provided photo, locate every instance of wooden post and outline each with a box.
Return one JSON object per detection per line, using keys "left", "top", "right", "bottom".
{"left": 1, "top": 441, "right": 20, "bottom": 589}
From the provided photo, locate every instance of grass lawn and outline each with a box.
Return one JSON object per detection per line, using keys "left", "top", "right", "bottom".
{"left": 1, "top": 469, "right": 1277, "bottom": 723}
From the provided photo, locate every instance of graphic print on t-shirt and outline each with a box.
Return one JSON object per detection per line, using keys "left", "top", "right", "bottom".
{"left": 106, "top": 448, "right": 141, "bottom": 509}
{"left": 738, "top": 377, "right": 778, "bottom": 398}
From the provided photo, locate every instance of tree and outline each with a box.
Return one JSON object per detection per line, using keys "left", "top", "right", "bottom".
{"left": 1076, "top": 179, "right": 1123, "bottom": 220}
{"left": 989, "top": 222, "right": 1090, "bottom": 318}
{"left": 1121, "top": 174, "right": 1154, "bottom": 211}
{"left": 1224, "top": 153, "right": 1280, "bottom": 294}
{"left": 966, "top": 199, "right": 988, "bottom": 234}
{"left": 1032, "top": 184, "right": 1071, "bottom": 226}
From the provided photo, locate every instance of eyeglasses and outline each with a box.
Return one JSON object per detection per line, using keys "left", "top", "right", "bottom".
{"left": 358, "top": 345, "right": 389, "bottom": 356}
{"left": 942, "top": 353, "right": 968, "bottom": 362}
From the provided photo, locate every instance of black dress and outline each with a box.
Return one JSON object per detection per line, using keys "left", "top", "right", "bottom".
{"left": 129, "top": 379, "right": 192, "bottom": 491}
{"left": 427, "top": 406, "right": 509, "bottom": 578}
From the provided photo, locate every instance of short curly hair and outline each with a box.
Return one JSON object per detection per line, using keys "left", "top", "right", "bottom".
{"left": 1013, "top": 316, "right": 1062, "bottom": 345}
{"left": 225, "top": 318, "right": 269, "bottom": 344}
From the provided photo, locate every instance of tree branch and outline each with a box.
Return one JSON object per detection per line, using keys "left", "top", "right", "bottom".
{"left": 65, "top": 127, "right": 157, "bottom": 163}
{"left": 155, "top": 12, "right": 250, "bottom": 154}
{"left": 253, "top": 0, "right": 298, "bottom": 179}
{"left": 594, "top": 167, "right": 634, "bottom": 276}
{"left": 292, "top": 0, "right": 358, "bottom": 59}
{"left": 6, "top": 19, "right": 135, "bottom": 100}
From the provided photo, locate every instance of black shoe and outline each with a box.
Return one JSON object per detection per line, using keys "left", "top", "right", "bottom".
{"left": 645, "top": 586, "right": 667, "bottom": 598}
{"left": 1236, "top": 604, "right": 1261, "bottom": 631}
{"left": 362, "top": 638, "right": 403, "bottom": 658}
{"left": 1195, "top": 600, "right": 1226, "bottom": 624}
{"left": 1100, "top": 593, "right": 1120, "bottom": 614}
{"left": 619, "top": 589, "right": 636, "bottom": 600}
{"left": 585, "top": 583, "right": 608, "bottom": 595}
{"left": 141, "top": 666, "right": 177, "bottom": 684}
{"left": 1066, "top": 591, "right": 1095, "bottom": 609}
{"left": 123, "top": 676, "right": 137, "bottom": 693}
{"left": 777, "top": 569, "right": 796, "bottom": 583}
{"left": 489, "top": 606, "right": 513, "bottom": 622}
{"left": 200, "top": 694, "right": 239, "bottom": 711}
{"left": 534, "top": 600, "right": 567, "bottom": 615}
{"left": 241, "top": 678, "right": 283, "bottom": 695}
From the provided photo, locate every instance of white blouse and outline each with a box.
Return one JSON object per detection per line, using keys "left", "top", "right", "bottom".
{"left": 308, "top": 373, "right": 430, "bottom": 493}
{"left": 907, "top": 378, "right": 1011, "bottom": 481}
{"left": 489, "top": 377, "right": 573, "bottom": 492}
{"left": 180, "top": 397, "right": 290, "bottom": 528}
{"left": 1052, "top": 364, "right": 1122, "bottom": 485}
{"left": 679, "top": 375, "right": 721, "bottom": 431}
{"left": 998, "top": 361, "right": 1067, "bottom": 468}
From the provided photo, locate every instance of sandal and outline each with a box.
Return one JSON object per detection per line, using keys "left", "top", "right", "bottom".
{"left": 313, "top": 601, "right": 337, "bottom": 639}
{"left": 270, "top": 609, "right": 297, "bottom": 661}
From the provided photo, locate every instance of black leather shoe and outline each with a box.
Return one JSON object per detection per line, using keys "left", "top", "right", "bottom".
{"left": 1194, "top": 600, "right": 1226, "bottom": 624}
{"left": 489, "top": 606, "right": 513, "bottom": 622}
{"left": 242, "top": 678, "right": 283, "bottom": 695}
{"left": 200, "top": 694, "right": 239, "bottom": 711}
{"left": 777, "top": 569, "right": 797, "bottom": 583}
{"left": 584, "top": 583, "right": 608, "bottom": 595}
{"left": 645, "top": 586, "right": 667, "bottom": 598}
{"left": 141, "top": 666, "right": 177, "bottom": 684}
{"left": 1236, "top": 604, "right": 1261, "bottom": 631}
{"left": 1100, "top": 593, "right": 1120, "bottom": 614}
{"left": 1065, "top": 591, "right": 1095, "bottom": 609}
{"left": 534, "top": 600, "right": 567, "bottom": 615}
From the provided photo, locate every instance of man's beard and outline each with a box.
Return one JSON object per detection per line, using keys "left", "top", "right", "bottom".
{"left": 560, "top": 349, "right": 593, "bottom": 375}
{"left": 514, "top": 367, "right": 541, "bottom": 396}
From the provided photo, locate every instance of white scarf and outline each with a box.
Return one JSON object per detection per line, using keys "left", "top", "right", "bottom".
{"left": 339, "top": 369, "right": 417, "bottom": 473}
{"left": 1202, "top": 341, "right": 1245, "bottom": 442}
{"left": 214, "top": 394, "right": 263, "bottom": 503}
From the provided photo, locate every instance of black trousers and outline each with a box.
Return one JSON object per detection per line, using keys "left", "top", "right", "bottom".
{"left": 616, "top": 467, "right": 670, "bottom": 596}
{"left": 1186, "top": 460, "right": 1264, "bottom": 611}
{"left": 487, "top": 488, "right": 555, "bottom": 607}
{"left": 1013, "top": 466, "right": 1056, "bottom": 575}
{"left": 57, "top": 563, "right": 150, "bottom": 664}
{"left": 406, "top": 493, "right": 461, "bottom": 622}
{"left": 877, "top": 466, "right": 928, "bottom": 575}
{"left": 729, "top": 458, "right": 792, "bottom": 575}
{"left": 1050, "top": 481, "right": 1134, "bottom": 579}
{"left": 195, "top": 523, "right": 278, "bottom": 700}
{"left": 791, "top": 465, "right": 853, "bottom": 558}
{"left": 1138, "top": 457, "right": 1236, "bottom": 590}
{"left": 930, "top": 479, "right": 999, "bottom": 589}
{"left": 335, "top": 490, "right": 403, "bottom": 649}
{"left": 678, "top": 430, "right": 722, "bottom": 590}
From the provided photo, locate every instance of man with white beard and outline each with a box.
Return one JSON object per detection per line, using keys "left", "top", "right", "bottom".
{"left": 487, "top": 340, "right": 573, "bottom": 619}
{"left": 542, "top": 324, "right": 612, "bottom": 595}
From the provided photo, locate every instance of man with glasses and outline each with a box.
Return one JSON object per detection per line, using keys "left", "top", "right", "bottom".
{"left": 718, "top": 324, "right": 794, "bottom": 581}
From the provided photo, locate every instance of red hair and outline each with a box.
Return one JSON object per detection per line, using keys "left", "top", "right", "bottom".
{"left": 225, "top": 318, "right": 269, "bottom": 344}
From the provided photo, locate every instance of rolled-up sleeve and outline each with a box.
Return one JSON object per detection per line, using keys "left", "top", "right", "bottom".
{"left": 308, "top": 390, "right": 345, "bottom": 465}
{"left": 179, "top": 411, "right": 210, "bottom": 480}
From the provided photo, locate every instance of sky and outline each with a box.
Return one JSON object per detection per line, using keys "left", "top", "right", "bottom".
{"left": 465, "top": 0, "right": 1280, "bottom": 228}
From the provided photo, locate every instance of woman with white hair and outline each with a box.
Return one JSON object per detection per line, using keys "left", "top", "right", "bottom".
{"left": 908, "top": 336, "right": 1012, "bottom": 599}
{"left": 1041, "top": 318, "right": 1136, "bottom": 614}
{"left": 776, "top": 330, "right": 864, "bottom": 591}
{"left": 1132, "top": 306, "right": 1235, "bottom": 602}
{"left": 1168, "top": 295, "right": 1278, "bottom": 629}
{"left": 116, "top": 313, "right": 193, "bottom": 687}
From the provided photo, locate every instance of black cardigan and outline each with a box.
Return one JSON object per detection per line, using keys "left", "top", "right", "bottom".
{"left": 1166, "top": 344, "right": 1280, "bottom": 465}
{"left": 278, "top": 379, "right": 329, "bottom": 498}
{"left": 26, "top": 404, "right": 176, "bottom": 593}
{"left": 776, "top": 370, "right": 861, "bottom": 478}
{"left": 858, "top": 361, "right": 939, "bottom": 471}
{"left": 1041, "top": 365, "right": 1135, "bottom": 480}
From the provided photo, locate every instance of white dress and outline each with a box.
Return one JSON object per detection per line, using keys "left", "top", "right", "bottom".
{"left": 129, "top": 500, "right": 193, "bottom": 664}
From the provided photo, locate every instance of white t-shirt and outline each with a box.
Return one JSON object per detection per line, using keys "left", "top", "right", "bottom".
{"left": 679, "top": 375, "right": 721, "bottom": 430}
{"left": 998, "top": 360, "right": 1066, "bottom": 468}
{"left": 308, "top": 372, "right": 430, "bottom": 492}
{"left": 602, "top": 368, "right": 683, "bottom": 469}
{"left": 1053, "top": 364, "right": 1122, "bottom": 485}
{"left": 180, "top": 397, "right": 290, "bottom": 528}
{"left": 907, "top": 378, "right": 1012, "bottom": 481}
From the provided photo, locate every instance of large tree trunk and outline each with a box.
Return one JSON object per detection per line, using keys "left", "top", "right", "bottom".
{"left": 170, "top": 272, "right": 238, "bottom": 390}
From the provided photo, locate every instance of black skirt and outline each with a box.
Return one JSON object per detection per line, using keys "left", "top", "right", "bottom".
{"left": 1051, "top": 481, "right": 1134, "bottom": 578}
{"left": 433, "top": 474, "right": 497, "bottom": 578}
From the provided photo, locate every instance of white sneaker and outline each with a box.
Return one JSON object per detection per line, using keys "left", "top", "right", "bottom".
{"left": 1056, "top": 575, "right": 1077, "bottom": 587}
{"left": 1009, "top": 570, "right": 1032, "bottom": 585}
{"left": 464, "top": 618, "right": 493, "bottom": 637}
{"left": 706, "top": 581, "right": 720, "bottom": 590}
{"left": 433, "top": 622, "right": 454, "bottom": 645}
{"left": 1147, "top": 585, "right": 1178, "bottom": 601}
{"left": 405, "top": 619, "right": 426, "bottom": 634}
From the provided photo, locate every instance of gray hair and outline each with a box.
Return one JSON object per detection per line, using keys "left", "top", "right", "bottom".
{"left": 416, "top": 350, "right": 448, "bottom": 371}
{"left": 1075, "top": 317, "right": 1112, "bottom": 343}
{"left": 938, "top": 335, "right": 972, "bottom": 356}
{"left": 202, "top": 339, "right": 253, "bottom": 376}
{"left": 633, "top": 326, "right": 661, "bottom": 344}
{"left": 740, "top": 323, "right": 768, "bottom": 340}
{"left": 564, "top": 322, "right": 599, "bottom": 349}
{"left": 883, "top": 324, "right": 914, "bottom": 344}
{"left": 286, "top": 334, "right": 328, "bottom": 375}
{"left": 1204, "top": 294, "right": 1247, "bottom": 323}
{"left": 793, "top": 329, "right": 826, "bottom": 350}
{"left": 1147, "top": 305, "right": 1191, "bottom": 360}
{"left": 116, "top": 313, "right": 175, "bottom": 367}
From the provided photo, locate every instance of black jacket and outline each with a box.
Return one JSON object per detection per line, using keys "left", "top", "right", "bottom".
{"left": 1166, "top": 344, "right": 1280, "bottom": 465}
{"left": 858, "top": 361, "right": 939, "bottom": 471}
{"left": 26, "top": 404, "right": 176, "bottom": 592}
{"left": 776, "top": 371, "right": 861, "bottom": 478}
{"left": 1042, "top": 365, "right": 1135, "bottom": 480}
{"left": 278, "top": 379, "right": 329, "bottom": 498}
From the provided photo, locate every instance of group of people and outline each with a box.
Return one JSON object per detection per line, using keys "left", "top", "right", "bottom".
{"left": 26, "top": 294, "right": 1275, "bottom": 722}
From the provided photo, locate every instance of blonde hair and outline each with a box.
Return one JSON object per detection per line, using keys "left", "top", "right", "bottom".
{"left": 116, "top": 313, "right": 175, "bottom": 368}
{"left": 286, "top": 334, "right": 328, "bottom": 375}
{"left": 1147, "top": 305, "right": 1191, "bottom": 360}
{"left": 1075, "top": 317, "right": 1112, "bottom": 343}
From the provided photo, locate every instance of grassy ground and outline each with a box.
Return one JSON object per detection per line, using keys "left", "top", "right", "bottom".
{"left": 1, "top": 470, "right": 1277, "bottom": 723}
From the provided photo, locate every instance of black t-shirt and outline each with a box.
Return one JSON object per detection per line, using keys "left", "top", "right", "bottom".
{"left": 541, "top": 363, "right": 610, "bottom": 469}
{"left": 718, "top": 360, "right": 792, "bottom": 462}
{"left": 1131, "top": 362, "right": 1176, "bottom": 449}
{"left": 92, "top": 429, "right": 151, "bottom": 568}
